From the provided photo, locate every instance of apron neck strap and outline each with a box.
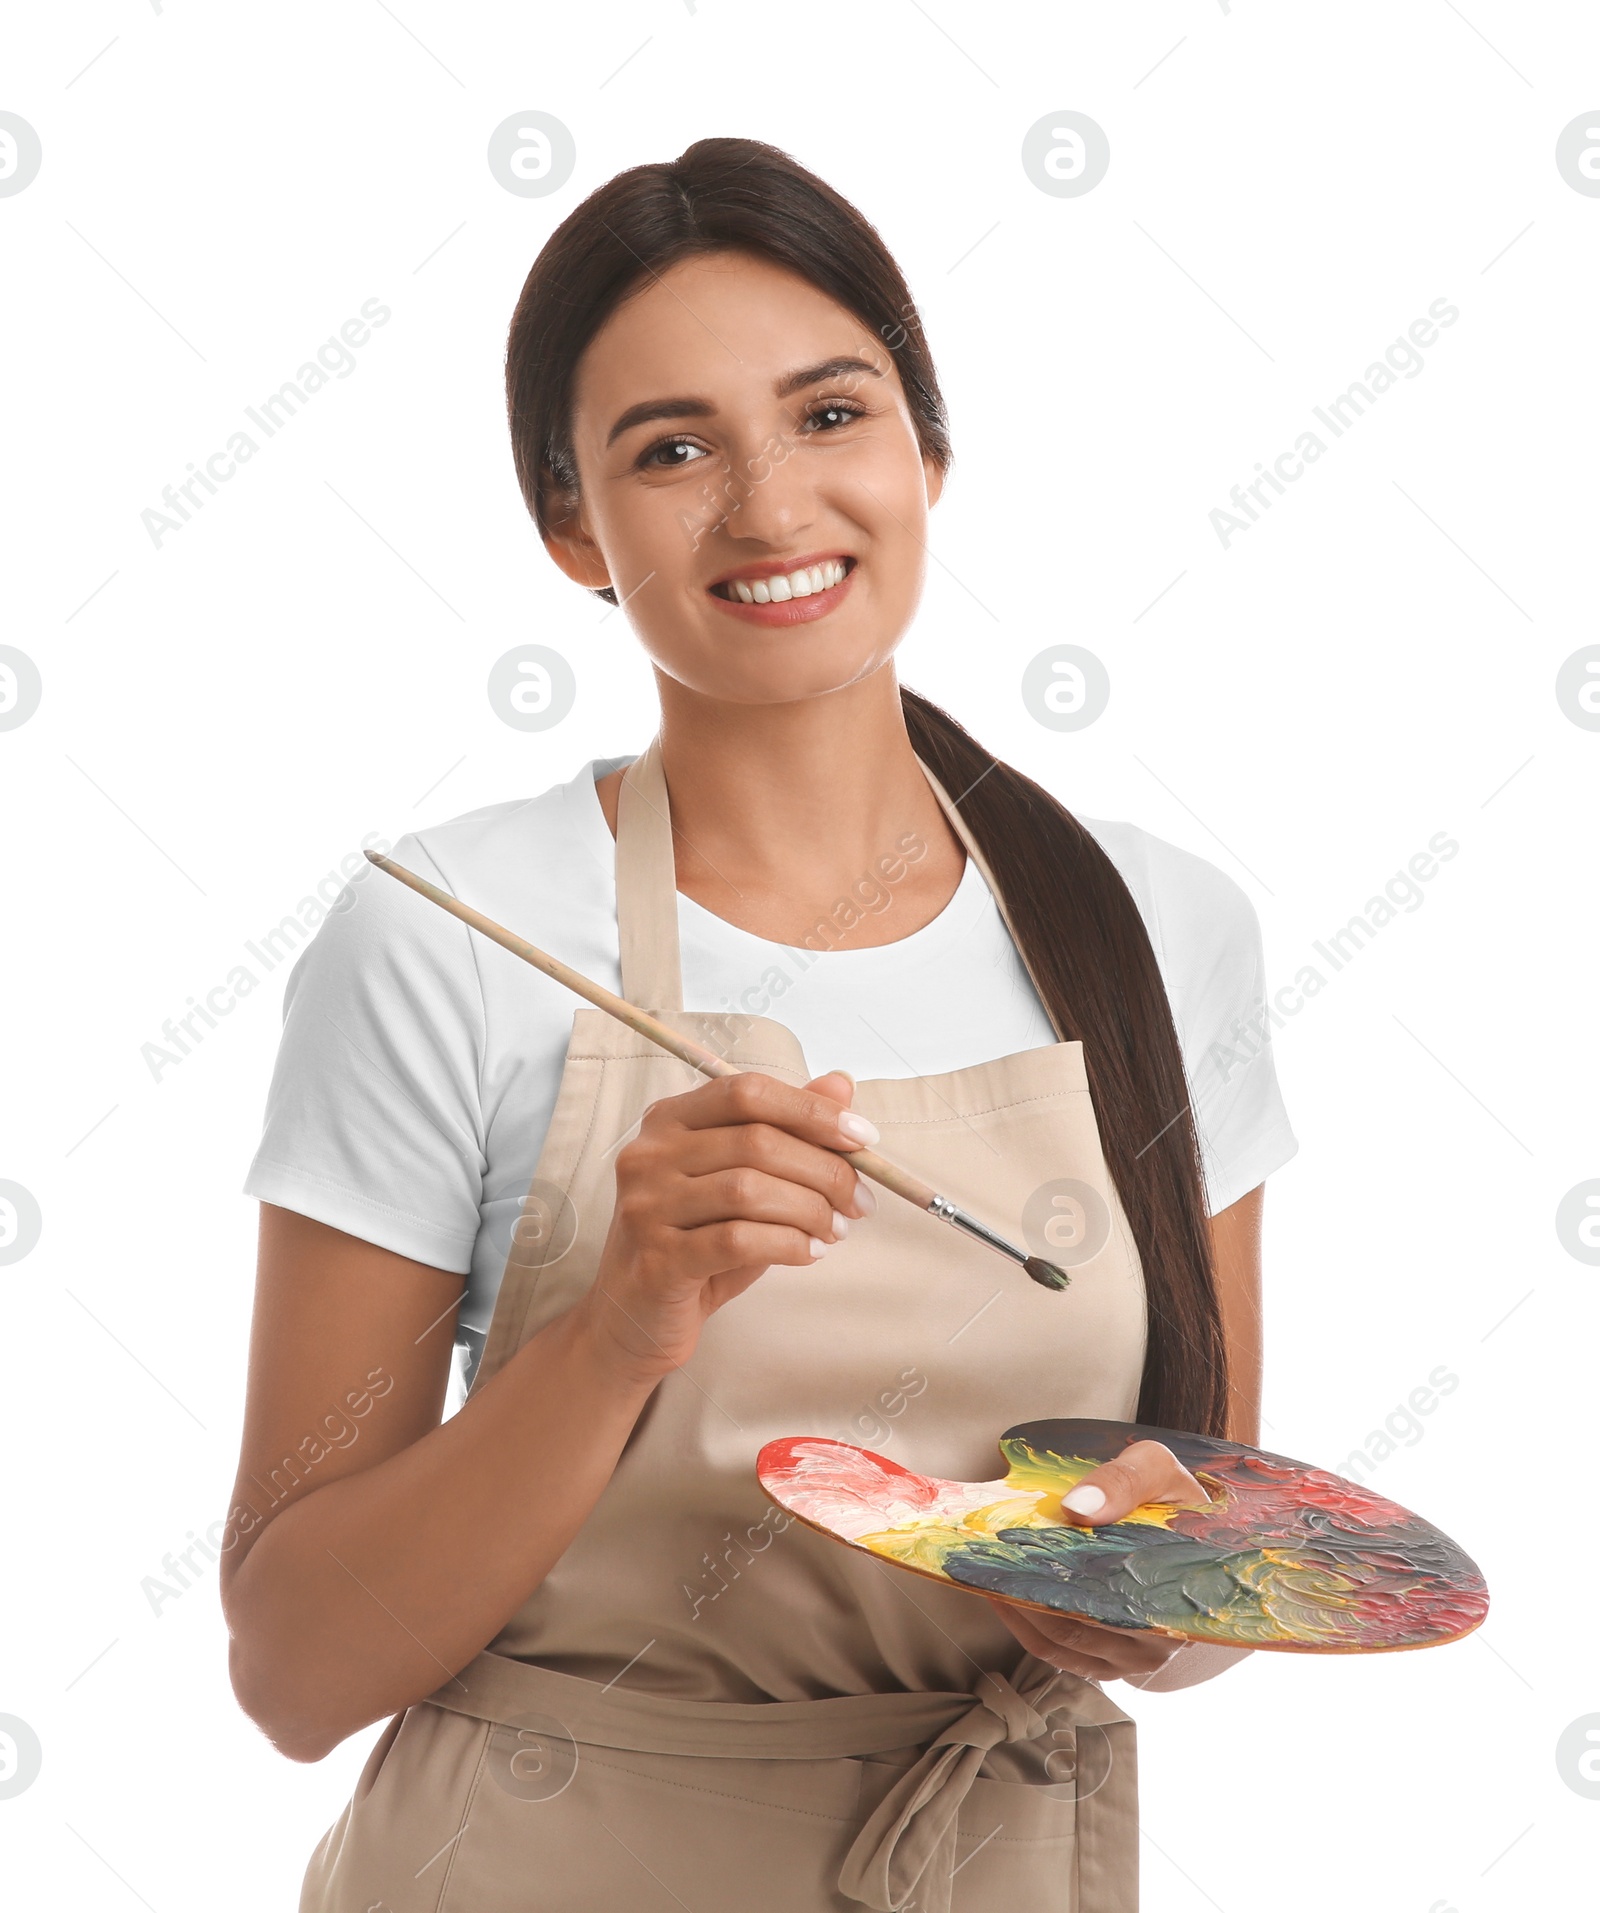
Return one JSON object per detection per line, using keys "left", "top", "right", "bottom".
{"left": 914, "top": 756, "right": 1068, "bottom": 1045}
{"left": 616, "top": 735, "right": 684, "bottom": 1010}
{"left": 613, "top": 732, "right": 1053, "bottom": 1030}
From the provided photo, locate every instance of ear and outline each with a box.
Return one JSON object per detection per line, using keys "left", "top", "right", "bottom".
{"left": 539, "top": 469, "right": 611, "bottom": 592}
{"left": 923, "top": 454, "right": 946, "bottom": 511}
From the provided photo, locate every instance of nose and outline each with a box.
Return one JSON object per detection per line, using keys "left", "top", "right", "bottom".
{"left": 715, "top": 426, "right": 818, "bottom": 548}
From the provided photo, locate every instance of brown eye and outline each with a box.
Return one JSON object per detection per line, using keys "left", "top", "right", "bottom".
{"left": 641, "top": 438, "right": 709, "bottom": 470}
{"left": 806, "top": 403, "right": 863, "bottom": 433}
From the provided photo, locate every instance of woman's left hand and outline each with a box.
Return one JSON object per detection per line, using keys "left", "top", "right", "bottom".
{"left": 985, "top": 1438, "right": 1211, "bottom": 1685}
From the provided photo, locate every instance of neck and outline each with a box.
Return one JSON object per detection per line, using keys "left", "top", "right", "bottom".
{"left": 645, "top": 663, "right": 967, "bottom": 943}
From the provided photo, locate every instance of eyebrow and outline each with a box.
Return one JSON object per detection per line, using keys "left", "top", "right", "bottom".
{"left": 605, "top": 355, "right": 884, "bottom": 447}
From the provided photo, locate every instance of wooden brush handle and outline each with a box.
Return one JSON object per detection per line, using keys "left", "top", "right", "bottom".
{"left": 366, "top": 853, "right": 939, "bottom": 1211}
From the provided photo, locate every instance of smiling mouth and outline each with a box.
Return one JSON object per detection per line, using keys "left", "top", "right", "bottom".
{"left": 710, "top": 557, "right": 854, "bottom": 604}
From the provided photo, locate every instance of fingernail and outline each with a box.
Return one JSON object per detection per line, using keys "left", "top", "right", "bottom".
{"left": 838, "top": 1112, "right": 879, "bottom": 1146}
{"left": 809, "top": 1237, "right": 831, "bottom": 1258}
{"left": 831, "top": 1211, "right": 850, "bottom": 1240}
{"left": 854, "top": 1177, "right": 877, "bottom": 1216}
{"left": 1063, "top": 1484, "right": 1106, "bottom": 1516}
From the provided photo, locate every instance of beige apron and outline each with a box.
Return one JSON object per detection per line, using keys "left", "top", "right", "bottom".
{"left": 301, "top": 738, "right": 1150, "bottom": 1913}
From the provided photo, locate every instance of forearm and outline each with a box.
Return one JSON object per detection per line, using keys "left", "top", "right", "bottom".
{"left": 224, "top": 1306, "right": 655, "bottom": 1761}
{"left": 1122, "top": 1642, "right": 1253, "bottom": 1693}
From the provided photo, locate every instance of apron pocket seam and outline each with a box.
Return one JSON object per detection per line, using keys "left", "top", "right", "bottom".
{"left": 574, "top": 1746, "right": 865, "bottom": 1827}
{"left": 879, "top": 1087, "right": 1091, "bottom": 1125}
{"left": 433, "top": 1717, "right": 494, "bottom": 1913}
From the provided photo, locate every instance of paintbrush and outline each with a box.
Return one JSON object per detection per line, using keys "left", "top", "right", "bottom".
{"left": 364, "top": 852, "right": 1071, "bottom": 1293}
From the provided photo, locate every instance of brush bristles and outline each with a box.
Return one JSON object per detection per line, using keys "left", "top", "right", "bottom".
{"left": 1024, "top": 1256, "right": 1072, "bottom": 1293}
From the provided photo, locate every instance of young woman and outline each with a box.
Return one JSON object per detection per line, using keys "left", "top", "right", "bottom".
{"left": 223, "top": 138, "right": 1297, "bottom": 1912}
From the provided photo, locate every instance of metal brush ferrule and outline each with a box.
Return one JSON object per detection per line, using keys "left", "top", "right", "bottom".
{"left": 927, "top": 1194, "right": 1027, "bottom": 1267}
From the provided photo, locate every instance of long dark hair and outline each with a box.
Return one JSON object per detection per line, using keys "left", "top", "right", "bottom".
{"left": 504, "top": 137, "right": 1229, "bottom": 1438}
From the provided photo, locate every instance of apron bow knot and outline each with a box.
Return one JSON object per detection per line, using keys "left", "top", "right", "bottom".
{"left": 836, "top": 1664, "right": 1064, "bottom": 1913}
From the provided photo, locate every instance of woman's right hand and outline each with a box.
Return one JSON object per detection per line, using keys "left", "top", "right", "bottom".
{"left": 575, "top": 1068, "right": 878, "bottom": 1382}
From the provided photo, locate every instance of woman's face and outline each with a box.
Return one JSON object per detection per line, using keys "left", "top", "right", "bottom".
{"left": 549, "top": 250, "right": 944, "bottom": 707}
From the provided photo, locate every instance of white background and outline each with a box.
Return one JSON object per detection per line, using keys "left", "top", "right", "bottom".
{"left": 3, "top": 2, "right": 1597, "bottom": 1908}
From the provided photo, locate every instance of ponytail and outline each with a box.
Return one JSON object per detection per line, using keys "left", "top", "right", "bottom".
{"left": 901, "top": 686, "right": 1229, "bottom": 1438}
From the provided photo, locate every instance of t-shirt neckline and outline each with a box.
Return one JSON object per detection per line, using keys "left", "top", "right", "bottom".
{"left": 571, "top": 753, "right": 991, "bottom": 973}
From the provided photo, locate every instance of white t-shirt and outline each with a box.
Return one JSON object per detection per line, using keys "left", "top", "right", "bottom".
{"left": 244, "top": 755, "right": 1298, "bottom": 1362}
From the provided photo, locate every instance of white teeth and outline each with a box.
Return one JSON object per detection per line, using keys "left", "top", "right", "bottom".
{"left": 721, "top": 559, "right": 849, "bottom": 604}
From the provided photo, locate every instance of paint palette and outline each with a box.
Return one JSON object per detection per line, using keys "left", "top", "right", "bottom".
{"left": 757, "top": 1418, "right": 1489, "bottom": 1653}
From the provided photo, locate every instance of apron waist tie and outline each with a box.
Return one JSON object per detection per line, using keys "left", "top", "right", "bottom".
{"left": 426, "top": 1650, "right": 1130, "bottom": 1913}
{"left": 836, "top": 1664, "right": 1055, "bottom": 1913}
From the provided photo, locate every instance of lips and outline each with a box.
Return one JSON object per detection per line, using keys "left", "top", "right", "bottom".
{"left": 707, "top": 553, "right": 857, "bottom": 628}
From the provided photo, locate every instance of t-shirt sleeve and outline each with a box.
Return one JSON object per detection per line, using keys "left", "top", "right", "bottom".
{"left": 1091, "top": 823, "right": 1299, "bottom": 1217}
{"left": 241, "top": 831, "right": 488, "bottom": 1272}
{"left": 1147, "top": 840, "right": 1299, "bottom": 1215}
